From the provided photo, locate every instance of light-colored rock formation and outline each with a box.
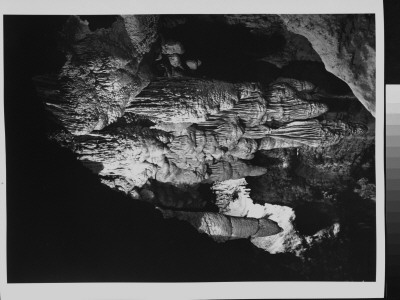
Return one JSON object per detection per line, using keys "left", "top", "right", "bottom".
{"left": 35, "top": 15, "right": 159, "bottom": 135}
{"left": 126, "top": 77, "right": 239, "bottom": 123}
{"left": 127, "top": 76, "right": 328, "bottom": 127}
{"left": 263, "top": 81, "right": 328, "bottom": 123}
{"left": 47, "top": 74, "right": 367, "bottom": 197}
{"left": 158, "top": 208, "right": 282, "bottom": 242}
{"left": 212, "top": 178, "right": 340, "bottom": 256}
{"left": 246, "top": 119, "right": 368, "bottom": 150}
{"left": 354, "top": 178, "right": 376, "bottom": 201}
{"left": 50, "top": 125, "right": 172, "bottom": 194}
{"left": 279, "top": 14, "right": 376, "bottom": 116}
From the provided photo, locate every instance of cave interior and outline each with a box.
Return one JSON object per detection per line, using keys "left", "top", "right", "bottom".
{"left": 5, "top": 14, "right": 376, "bottom": 282}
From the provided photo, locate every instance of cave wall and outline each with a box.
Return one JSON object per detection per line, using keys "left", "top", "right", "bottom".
{"left": 279, "top": 14, "right": 376, "bottom": 116}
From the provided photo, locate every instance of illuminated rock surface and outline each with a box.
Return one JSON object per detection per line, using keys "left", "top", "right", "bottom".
{"left": 35, "top": 15, "right": 159, "bottom": 135}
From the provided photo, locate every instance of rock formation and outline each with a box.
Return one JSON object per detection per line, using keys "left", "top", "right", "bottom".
{"left": 212, "top": 178, "right": 340, "bottom": 255}
{"left": 47, "top": 74, "right": 370, "bottom": 206}
{"left": 35, "top": 14, "right": 375, "bottom": 259}
{"left": 159, "top": 208, "right": 282, "bottom": 242}
{"left": 126, "top": 77, "right": 239, "bottom": 123}
{"left": 198, "top": 14, "right": 375, "bottom": 116}
{"left": 35, "top": 15, "right": 159, "bottom": 135}
{"left": 279, "top": 14, "right": 376, "bottom": 116}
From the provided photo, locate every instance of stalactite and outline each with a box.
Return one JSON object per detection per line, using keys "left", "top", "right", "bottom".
{"left": 257, "top": 119, "right": 368, "bottom": 150}
{"left": 158, "top": 209, "right": 282, "bottom": 242}
{"left": 126, "top": 77, "right": 239, "bottom": 123}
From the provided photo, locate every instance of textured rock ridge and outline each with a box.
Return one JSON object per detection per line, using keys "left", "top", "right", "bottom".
{"left": 35, "top": 15, "right": 160, "bottom": 135}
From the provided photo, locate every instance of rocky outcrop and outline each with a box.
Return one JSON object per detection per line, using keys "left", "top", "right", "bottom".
{"left": 252, "top": 119, "right": 368, "bottom": 150}
{"left": 279, "top": 14, "right": 376, "bottom": 116}
{"left": 35, "top": 15, "right": 159, "bottom": 135}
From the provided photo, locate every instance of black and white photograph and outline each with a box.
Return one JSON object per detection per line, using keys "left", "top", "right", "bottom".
{"left": 1, "top": 0, "right": 385, "bottom": 299}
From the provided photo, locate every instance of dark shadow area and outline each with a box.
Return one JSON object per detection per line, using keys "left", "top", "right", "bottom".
{"left": 280, "top": 61, "right": 353, "bottom": 95}
{"left": 160, "top": 15, "right": 283, "bottom": 83}
{"left": 145, "top": 180, "right": 216, "bottom": 210}
{"left": 79, "top": 15, "right": 118, "bottom": 30}
{"left": 294, "top": 203, "right": 338, "bottom": 235}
